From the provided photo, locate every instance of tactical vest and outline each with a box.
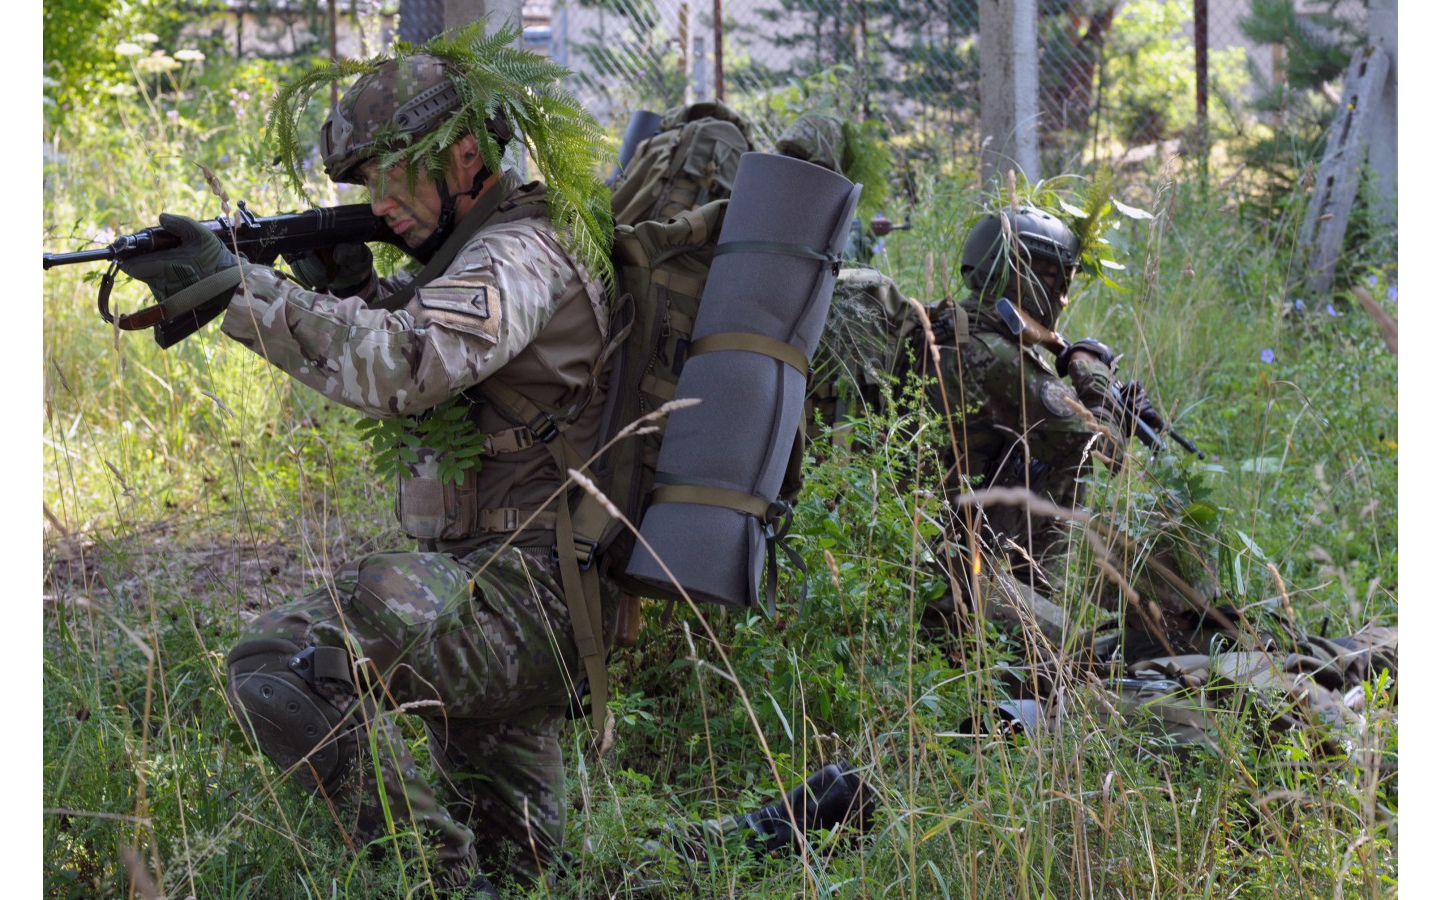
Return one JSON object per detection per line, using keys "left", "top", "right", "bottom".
{"left": 379, "top": 178, "right": 609, "bottom": 554}
{"left": 372, "top": 174, "right": 619, "bottom": 732}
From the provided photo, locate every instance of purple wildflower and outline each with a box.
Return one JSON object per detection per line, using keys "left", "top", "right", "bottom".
{"left": 1388, "top": 286, "right": 1398, "bottom": 302}
{"left": 1326, "top": 304, "right": 1337, "bottom": 317}
{"left": 1368, "top": 274, "right": 1378, "bottom": 286}
{"left": 1294, "top": 298, "right": 1305, "bottom": 311}
{"left": 1261, "top": 348, "right": 1275, "bottom": 364}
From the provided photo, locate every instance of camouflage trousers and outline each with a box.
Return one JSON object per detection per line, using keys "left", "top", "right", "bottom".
{"left": 229, "top": 545, "right": 607, "bottom": 887}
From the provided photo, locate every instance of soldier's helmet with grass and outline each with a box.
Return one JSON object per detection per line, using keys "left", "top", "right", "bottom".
{"left": 266, "top": 22, "right": 613, "bottom": 280}
{"left": 960, "top": 207, "right": 1081, "bottom": 329}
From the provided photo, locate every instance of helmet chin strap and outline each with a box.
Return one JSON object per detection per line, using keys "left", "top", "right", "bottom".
{"left": 409, "top": 166, "right": 493, "bottom": 263}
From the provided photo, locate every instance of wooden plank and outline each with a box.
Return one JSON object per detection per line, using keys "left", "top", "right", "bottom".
{"left": 1299, "top": 44, "right": 1390, "bottom": 298}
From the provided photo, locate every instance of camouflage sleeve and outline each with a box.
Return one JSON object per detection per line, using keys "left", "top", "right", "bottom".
{"left": 968, "top": 333, "right": 1111, "bottom": 470}
{"left": 220, "top": 220, "right": 598, "bottom": 419}
{"left": 374, "top": 269, "right": 416, "bottom": 296}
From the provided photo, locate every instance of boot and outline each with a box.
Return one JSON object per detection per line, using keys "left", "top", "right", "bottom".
{"left": 740, "top": 761, "right": 875, "bottom": 854}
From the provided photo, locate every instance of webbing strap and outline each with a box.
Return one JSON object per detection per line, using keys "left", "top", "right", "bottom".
{"left": 309, "top": 645, "right": 354, "bottom": 687}
{"left": 712, "top": 239, "right": 842, "bottom": 273}
{"left": 476, "top": 508, "right": 557, "bottom": 533}
{"left": 117, "top": 267, "right": 244, "bottom": 331}
{"left": 536, "top": 436, "right": 610, "bottom": 737}
{"left": 762, "top": 500, "right": 809, "bottom": 618}
{"left": 649, "top": 480, "right": 771, "bottom": 519}
{"left": 689, "top": 332, "right": 809, "bottom": 377}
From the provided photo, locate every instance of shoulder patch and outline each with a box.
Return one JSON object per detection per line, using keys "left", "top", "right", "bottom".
{"left": 416, "top": 263, "right": 501, "bottom": 344}
{"left": 1039, "top": 377, "right": 1080, "bottom": 418}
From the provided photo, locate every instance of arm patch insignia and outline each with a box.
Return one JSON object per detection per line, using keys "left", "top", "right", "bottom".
{"left": 1039, "top": 378, "right": 1080, "bottom": 418}
{"left": 416, "top": 277, "right": 501, "bottom": 345}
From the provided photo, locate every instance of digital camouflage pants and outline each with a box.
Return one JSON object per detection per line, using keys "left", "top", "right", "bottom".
{"left": 227, "top": 545, "right": 602, "bottom": 887}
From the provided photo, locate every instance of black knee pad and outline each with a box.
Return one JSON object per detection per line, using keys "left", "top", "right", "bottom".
{"left": 226, "top": 637, "right": 358, "bottom": 795}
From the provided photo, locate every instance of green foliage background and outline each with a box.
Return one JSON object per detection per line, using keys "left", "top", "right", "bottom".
{"left": 42, "top": 7, "right": 1398, "bottom": 899}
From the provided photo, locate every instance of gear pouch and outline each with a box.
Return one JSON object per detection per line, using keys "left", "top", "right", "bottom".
{"left": 395, "top": 447, "right": 481, "bottom": 541}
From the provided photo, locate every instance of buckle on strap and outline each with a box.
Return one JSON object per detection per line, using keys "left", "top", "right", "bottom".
{"left": 527, "top": 412, "right": 559, "bottom": 443}
{"left": 553, "top": 538, "right": 601, "bottom": 572}
{"left": 479, "top": 507, "right": 522, "bottom": 532}
{"left": 485, "top": 425, "right": 535, "bottom": 455}
{"left": 287, "top": 645, "right": 354, "bottom": 689}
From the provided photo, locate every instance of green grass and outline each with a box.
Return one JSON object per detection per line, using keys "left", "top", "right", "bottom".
{"left": 43, "top": 41, "right": 1397, "bottom": 900}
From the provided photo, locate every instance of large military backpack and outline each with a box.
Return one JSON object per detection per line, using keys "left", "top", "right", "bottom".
{"left": 609, "top": 101, "right": 755, "bottom": 228}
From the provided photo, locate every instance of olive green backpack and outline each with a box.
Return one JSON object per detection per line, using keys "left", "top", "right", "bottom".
{"left": 609, "top": 101, "right": 755, "bottom": 229}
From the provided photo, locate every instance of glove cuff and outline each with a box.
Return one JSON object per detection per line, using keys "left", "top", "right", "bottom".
{"left": 1056, "top": 338, "right": 1114, "bottom": 377}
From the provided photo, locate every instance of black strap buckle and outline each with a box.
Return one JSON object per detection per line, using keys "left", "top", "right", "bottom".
{"left": 527, "top": 411, "right": 559, "bottom": 443}
{"left": 554, "top": 538, "right": 601, "bottom": 572}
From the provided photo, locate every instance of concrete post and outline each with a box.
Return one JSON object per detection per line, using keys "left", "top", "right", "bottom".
{"left": 979, "top": 0, "right": 1041, "bottom": 188}
{"left": 1368, "top": 0, "right": 1397, "bottom": 225}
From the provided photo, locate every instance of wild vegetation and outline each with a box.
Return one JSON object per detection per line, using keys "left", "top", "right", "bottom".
{"left": 43, "top": 8, "right": 1397, "bottom": 899}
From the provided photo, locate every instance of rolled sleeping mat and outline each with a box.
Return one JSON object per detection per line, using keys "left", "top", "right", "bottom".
{"left": 625, "top": 152, "right": 862, "bottom": 606}
{"left": 608, "top": 109, "right": 664, "bottom": 186}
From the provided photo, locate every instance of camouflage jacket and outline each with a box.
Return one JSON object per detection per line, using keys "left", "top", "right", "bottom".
{"left": 221, "top": 172, "right": 612, "bottom": 551}
{"left": 926, "top": 297, "right": 1123, "bottom": 497}
{"left": 920, "top": 296, "right": 1125, "bottom": 576}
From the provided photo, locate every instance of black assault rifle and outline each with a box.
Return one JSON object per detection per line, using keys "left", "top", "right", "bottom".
{"left": 43, "top": 201, "right": 406, "bottom": 348}
{"left": 994, "top": 297, "right": 1203, "bottom": 459}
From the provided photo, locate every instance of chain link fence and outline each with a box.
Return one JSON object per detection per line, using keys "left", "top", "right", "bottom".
{"left": 234, "top": 0, "right": 1370, "bottom": 177}
{"left": 527, "top": 0, "right": 1367, "bottom": 172}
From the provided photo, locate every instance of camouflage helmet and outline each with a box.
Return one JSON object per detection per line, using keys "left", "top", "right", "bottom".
{"left": 319, "top": 53, "right": 512, "bottom": 185}
{"left": 961, "top": 207, "right": 1080, "bottom": 298}
{"left": 776, "top": 111, "right": 846, "bottom": 173}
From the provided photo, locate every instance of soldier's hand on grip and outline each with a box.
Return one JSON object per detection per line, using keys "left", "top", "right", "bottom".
{"left": 284, "top": 242, "right": 375, "bottom": 297}
{"left": 116, "top": 213, "right": 239, "bottom": 304}
{"left": 1117, "top": 380, "right": 1165, "bottom": 437}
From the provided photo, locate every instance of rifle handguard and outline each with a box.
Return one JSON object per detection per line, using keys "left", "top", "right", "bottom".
{"left": 1055, "top": 337, "right": 1114, "bottom": 377}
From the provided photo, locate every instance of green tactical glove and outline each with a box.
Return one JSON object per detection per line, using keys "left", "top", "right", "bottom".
{"left": 1115, "top": 380, "right": 1166, "bottom": 437}
{"left": 283, "top": 242, "right": 375, "bottom": 297}
{"left": 116, "top": 213, "right": 239, "bottom": 305}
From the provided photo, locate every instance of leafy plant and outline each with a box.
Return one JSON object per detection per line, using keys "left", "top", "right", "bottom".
{"left": 355, "top": 396, "right": 489, "bottom": 486}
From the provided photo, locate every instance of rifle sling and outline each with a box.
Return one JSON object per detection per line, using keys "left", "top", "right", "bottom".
{"left": 117, "top": 267, "right": 244, "bottom": 331}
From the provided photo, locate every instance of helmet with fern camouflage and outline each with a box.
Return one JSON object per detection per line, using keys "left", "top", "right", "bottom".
{"left": 961, "top": 207, "right": 1080, "bottom": 327}
{"left": 319, "top": 53, "right": 512, "bottom": 185}
{"left": 268, "top": 23, "right": 614, "bottom": 283}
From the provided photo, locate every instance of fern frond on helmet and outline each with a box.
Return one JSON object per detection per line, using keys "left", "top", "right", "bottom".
{"left": 265, "top": 20, "right": 614, "bottom": 287}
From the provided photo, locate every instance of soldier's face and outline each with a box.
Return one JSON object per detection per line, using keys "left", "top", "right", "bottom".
{"left": 363, "top": 162, "right": 445, "bottom": 249}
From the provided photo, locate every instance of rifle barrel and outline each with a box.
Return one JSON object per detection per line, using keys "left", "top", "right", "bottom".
{"left": 43, "top": 249, "right": 115, "bottom": 270}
